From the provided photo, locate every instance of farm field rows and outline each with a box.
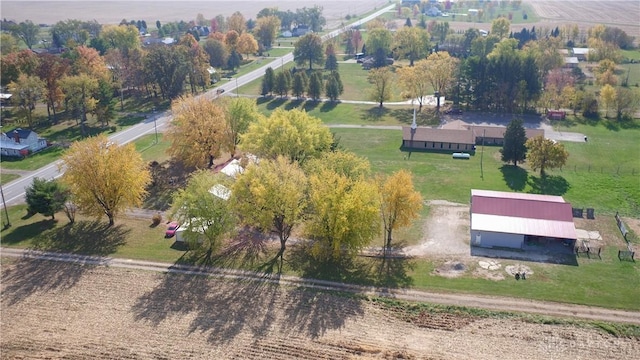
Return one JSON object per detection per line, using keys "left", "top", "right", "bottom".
{"left": 2, "top": 261, "right": 639, "bottom": 359}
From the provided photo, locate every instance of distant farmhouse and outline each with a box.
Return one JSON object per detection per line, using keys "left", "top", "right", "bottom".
{"left": 0, "top": 128, "right": 48, "bottom": 157}
{"left": 401, "top": 122, "right": 544, "bottom": 154}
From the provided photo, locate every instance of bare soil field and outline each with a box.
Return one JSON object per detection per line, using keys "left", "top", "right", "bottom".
{"left": 0, "top": 0, "right": 388, "bottom": 27}
{"left": 2, "top": 260, "right": 639, "bottom": 359}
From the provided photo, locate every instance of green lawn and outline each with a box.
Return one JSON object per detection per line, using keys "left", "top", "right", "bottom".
{"left": 0, "top": 146, "right": 64, "bottom": 171}
{"left": 0, "top": 173, "right": 20, "bottom": 185}
{"left": 134, "top": 133, "right": 171, "bottom": 163}
{"left": 331, "top": 125, "right": 640, "bottom": 216}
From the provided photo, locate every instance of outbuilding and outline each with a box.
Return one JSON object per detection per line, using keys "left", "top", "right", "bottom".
{"left": 470, "top": 189, "right": 577, "bottom": 250}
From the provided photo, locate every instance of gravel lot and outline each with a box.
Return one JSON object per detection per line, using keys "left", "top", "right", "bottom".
{"left": 2, "top": 261, "right": 639, "bottom": 359}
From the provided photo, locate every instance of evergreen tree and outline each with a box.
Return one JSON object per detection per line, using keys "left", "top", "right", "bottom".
{"left": 500, "top": 118, "right": 528, "bottom": 166}
{"left": 325, "top": 52, "right": 338, "bottom": 71}
{"left": 307, "top": 71, "right": 323, "bottom": 100}
{"left": 292, "top": 71, "right": 307, "bottom": 99}
{"left": 25, "top": 178, "right": 68, "bottom": 220}
{"left": 325, "top": 71, "right": 344, "bottom": 101}
{"left": 405, "top": 17, "right": 412, "bottom": 27}
{"left": 261, "top": 67, "right": 275, "bottom": 96}
{"left": 274, "top": 71, "right": 289, "bottom": 97}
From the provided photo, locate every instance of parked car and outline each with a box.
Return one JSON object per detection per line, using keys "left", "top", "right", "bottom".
{"left": 165, "top": 221, "right": 180, "bottom": 238}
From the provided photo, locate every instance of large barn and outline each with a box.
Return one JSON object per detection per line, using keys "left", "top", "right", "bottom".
{"left": 470, "top": 189, "right": 577, "bottom": 250}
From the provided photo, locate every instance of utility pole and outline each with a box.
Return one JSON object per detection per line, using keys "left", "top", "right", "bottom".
{"left": 0, "top": 185, "right": 11, "bottom": 229}
{"left": 480, "top": 129, "right": 485, "bottom": 180}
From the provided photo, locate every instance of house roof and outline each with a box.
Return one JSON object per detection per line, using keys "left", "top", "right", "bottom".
{"left": 402, "top": 127, "right": 475, "bottom": 144}
{"left": 564, "top": 56, "right": 579, "bottom": 64}
{"left": 470, "top": 189, "right": 576, "bottom": 239}
{"left": 404, "top": 126, "right": 544, "bottom": 143}
{"left": 220, "top": 159, "right": 243, "bottom": 178}
{"left": 572, "top": 48, "right": 589, "bottom": 55}
{"left": 5, "top": 128, "right": 34, "bottom": 139}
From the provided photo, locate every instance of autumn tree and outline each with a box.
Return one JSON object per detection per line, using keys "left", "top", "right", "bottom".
{"left": 239, "top": 108, "right": 332, "bottom": 164}
{"left": 424, "top": 51, "right": 459, "bottom": 100}
{"left": 294, "top": 33, "right": 324, "bottom": 70}
{"left": 525, "top": 135, "right": 569, "bottom": 177}
{"left": 379, "top": 169, "right": 423, "bottom": 259}
{"left": 224, "top": 30, "right": 240, "bottom": 52}
{"left": 60, "top": 74, "right": 98, "bottom": 135}
{"left": 368, "top": 67, "right": 394, "bottom": 108}
{"left": 614, "top": 87, "right": 640, "bottom": 121}
{"left": 397, "top": 61, "right": 430, "bottom": 109}
{"left": 99, "top": 24, "right": 141, "bottom": 54}
{"left": 179, "top": 33, "right": 210, "bottom": 94}
{"left": 170, "top": 171, "right": 235, "bottom": 255}
{"left": 237, "top": 32, "right": 258, "bottom": 59}
{"left": 392, "top": 26, "right": 430, "bottom": 66}
{"left": 227, "top": 11, "right": 247, "bottom": 34}
{"left": 144, "top": 45, "right": 188, "bottom": 99}
{"left": 1, "top": 33, "right": 19, "bottom": 55}
{"left": 304, "top": 150, "right": 371, "bottom": 181}
{"left": 61, "top": 135, "right": 150, "bottom": 226}
{"left": 203, "top": 38, "right": 228, "bottom": 68}
{"left": 366, "top": 28, "right": 393, "bottom": 65}
{"left": 8, "top": 74, "right": 46, "bottom": 129}
{"left": 167, "top": 96, "right": 228, "bottom": 169}
{"left": 500, "top": 118, "right": 528, "bottom": 166}
{"left": 305, "top": 167, "right": 380, "bottom": 262}
{"left": 491, "top": 18, "right": 511, "bottom": 39}
{"left": 254, "top": 15, "right": 280, "bottom": 48}
{"left": 324, "top": 43, "right": 338, "bottom": 71}
{"left": 231, "top": 156, "right": 307, "bottom": 267}
{"left": 222, "top": 97, "right": 260, "bottom": 156}
{"left": 0, "top": 49, "right": 40, "bottom": 87}
{"left": 25, "top": 178, "right": 69, "bottom": 220}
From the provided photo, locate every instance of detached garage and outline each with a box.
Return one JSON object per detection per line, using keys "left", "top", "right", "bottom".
{"left": 470, "top": 190, "right": 577, "bottom": 250}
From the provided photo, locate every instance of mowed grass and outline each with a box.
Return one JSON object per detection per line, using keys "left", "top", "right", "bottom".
{"left": 331, "top": 124, "right": 640, "bottom": 216}
{"left": 1, "top": 173, "right": 20, "bottom": 185}
{"left": 134, "top": 133, "right": 171, "bottom": 163}
{"left": 0, "top": 146, "right": 64, "bottom": 171}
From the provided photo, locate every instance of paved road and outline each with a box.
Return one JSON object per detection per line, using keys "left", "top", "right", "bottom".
{"left": 0, "top": 3, "right": 396, "bottom": 208}
{"left": 2, "top": 247, "right": 639, "bottom": 325}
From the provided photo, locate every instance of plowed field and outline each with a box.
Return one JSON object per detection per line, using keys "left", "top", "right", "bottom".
{"left": 2, "top": 260, "right": 639, "bottom": 359}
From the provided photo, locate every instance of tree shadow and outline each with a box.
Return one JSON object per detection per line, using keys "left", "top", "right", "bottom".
{"left": 302, "top": 100, "right": 320, "bottom": 112}
{"left": 528, "top": 174, "right": 570, "bottom": 196}
{"left": 390, "top": 108, "right": 440, "bottom": 126}
{"left": 256, "top": 96, "right": 272, "bottom": 105}
{"left": 265, "top": 98, "right": 287, "bottom": 110}
{"left": 116, "top": 114, "right": 145, "bottom": 127}
{"left": 287, "top": 243, "right": 375, "bottom": 286}
{"left": 144, "top": 159, "right": 194, "bottom": 211}
{"left": 285, "top": 99, "right": 305, "bottom": 111}
{"left": 1, "top": 257, "right": 92, "bottom": 306}
{"left": 500, "top": 165, "right": 528, "bottom": 192}
{"left": 1, "top": 219, "right": 57, "bottom": 245}
{"left": 375, "top": 256, "right": 414, "bottom": 288}
{"left": 30, "top": 220, "right": 129, "bottom": 256}
{"left": 361, "top": 106, "right": 390, "bottom": 123}
{"left": 320, "top": 101, "right": 339, "bottom": 112}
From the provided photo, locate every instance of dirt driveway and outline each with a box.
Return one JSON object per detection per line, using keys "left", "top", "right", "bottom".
{"left": 404, "top": 200, "right": 470, "bottom": 257}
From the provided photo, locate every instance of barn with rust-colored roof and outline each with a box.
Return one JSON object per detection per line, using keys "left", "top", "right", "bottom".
{"left": 470, "top": 189, "right": 577, "bottom": 250}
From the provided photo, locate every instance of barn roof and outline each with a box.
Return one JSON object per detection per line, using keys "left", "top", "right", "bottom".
{"left": 471, "top": 189, "right": 576, "bottom": 240}
{"left": 402, "top": 127, "right": 475, "bottom": 144}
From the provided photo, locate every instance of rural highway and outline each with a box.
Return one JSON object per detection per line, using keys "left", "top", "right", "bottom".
{"left": 0, "top": 3, "right": 396, "bottom": 208}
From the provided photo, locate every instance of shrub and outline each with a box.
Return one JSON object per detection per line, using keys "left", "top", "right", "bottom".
{"left": 152, "top": 213, "right": 162, "bottom": 226}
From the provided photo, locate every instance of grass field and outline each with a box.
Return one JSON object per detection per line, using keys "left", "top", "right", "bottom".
{"left": 0, "top": 173, "right": 20, "bottom": 185}
{"left": 331, "top": 124, "right": 640, "bottom": 216}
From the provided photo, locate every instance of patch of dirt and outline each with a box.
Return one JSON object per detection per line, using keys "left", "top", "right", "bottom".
{"left": 622, "top": 217, "right": 640, "bottom": 238}
{"left": 3, "top": 262, "right": 639, "bottom": 359}
{"left": 404, "top": 200, "right": 470, "bottom": 258}
{"left": 473, "top": 268, "right": 506, "bottom": 281}
{"left": 433, "top": 260, "right": 467, "bottom": 278}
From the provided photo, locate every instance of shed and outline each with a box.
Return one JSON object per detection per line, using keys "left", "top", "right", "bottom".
{"left": 401, "top": 126, "right": 475, "bottom": 153}
{"left": 470, "top": 189, "right": 576, "bottom": 250}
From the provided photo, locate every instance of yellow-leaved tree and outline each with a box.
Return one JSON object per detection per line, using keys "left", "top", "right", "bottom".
{"left": 305, "top": 168, "right": 380, "bottom": 262}
{"left": 379, "top": 169, "right": 423, "bottom": 259}
{"left": 60, "top": 135, "right": 150, "bottom": 226}
{"left": 230, "top": 156, "right": 307, "bottom": 269}
{"left": 525, "top": 135, "right": 569, "bottom": 177}
{"left": 239, "top": 108, "right": 332, "bottom": 164}
{"left": 167, "top": 95, "right": 228, "bottom": 169}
